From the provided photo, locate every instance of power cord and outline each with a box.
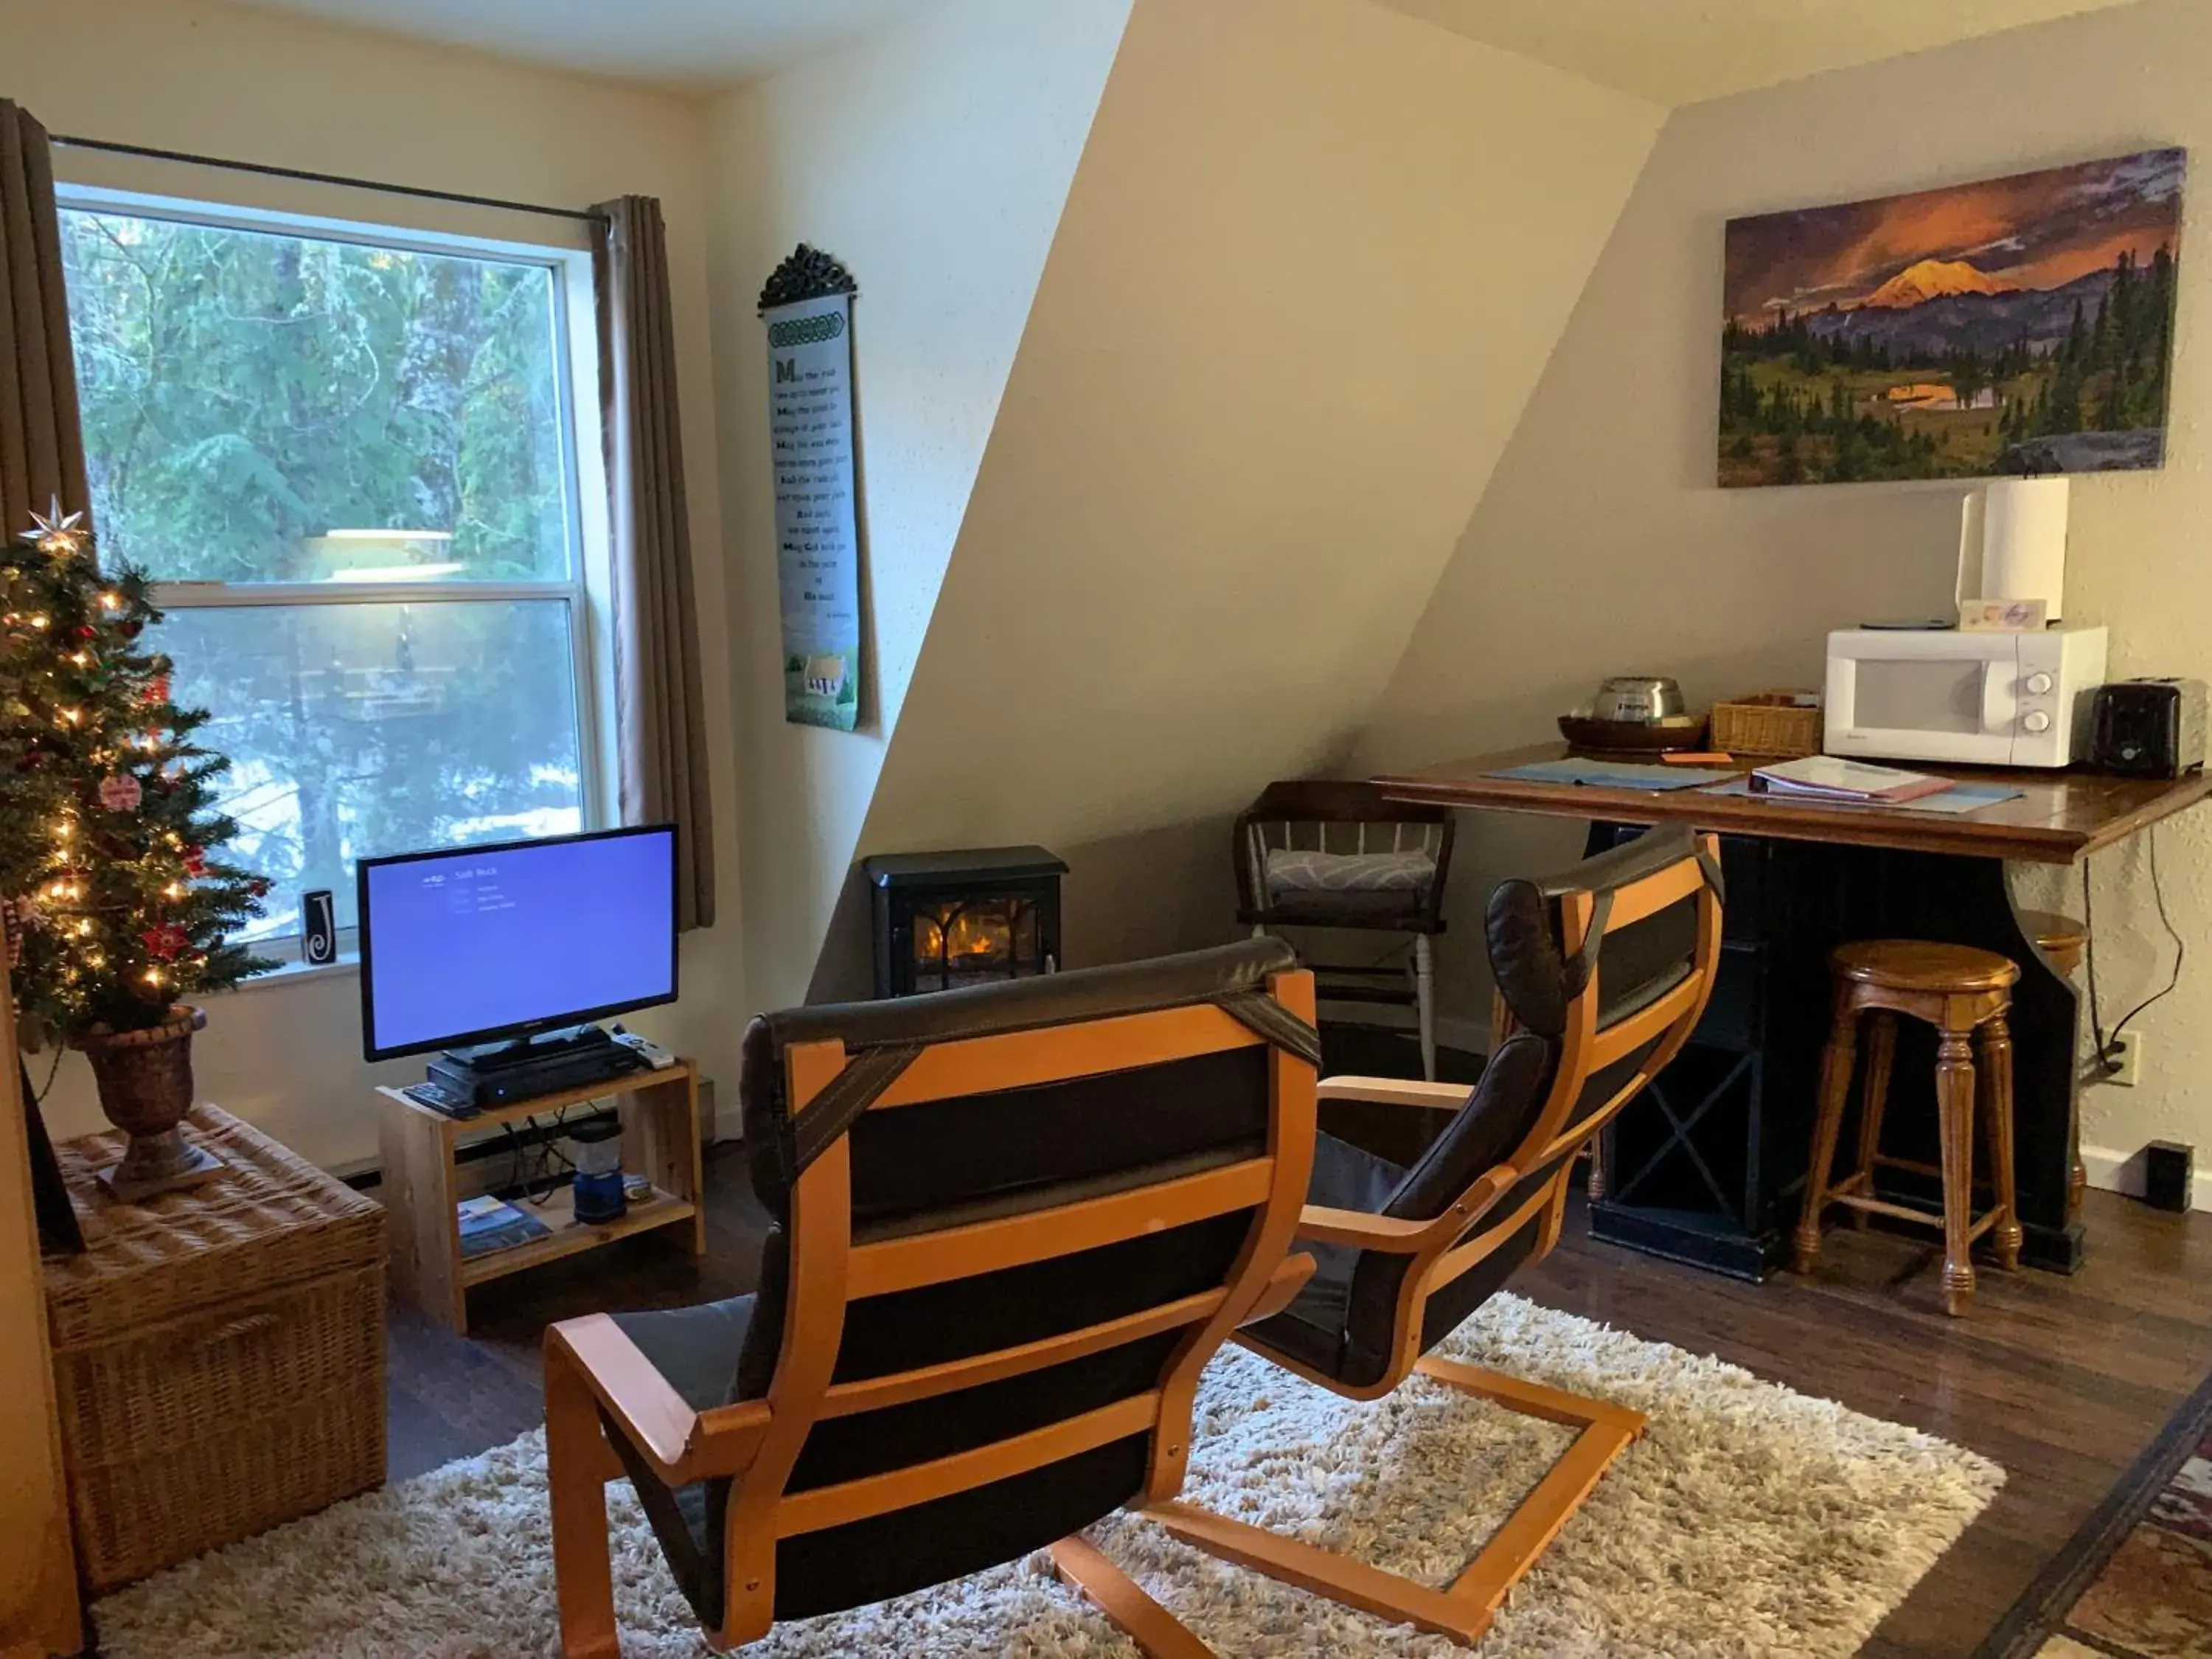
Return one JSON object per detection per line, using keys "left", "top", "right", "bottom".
{"left": 2081, "top": 827, "right": 2185, "bottom": 1079}
{"left": 505, "top": 1107, "right": 575, "bottom": 1207}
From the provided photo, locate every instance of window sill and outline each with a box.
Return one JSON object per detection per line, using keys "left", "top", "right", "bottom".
{"left": 226, "top": 953, "right": 361, "bottom": 994}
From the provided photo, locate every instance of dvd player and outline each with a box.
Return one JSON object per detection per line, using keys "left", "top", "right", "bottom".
{"left": 425, "top": 1024, "right": 644, "bottom": 1111}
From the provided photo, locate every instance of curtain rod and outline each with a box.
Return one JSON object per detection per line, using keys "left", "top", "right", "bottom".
{"left": 51, "top": 135, "right": 606, "bottom": 226}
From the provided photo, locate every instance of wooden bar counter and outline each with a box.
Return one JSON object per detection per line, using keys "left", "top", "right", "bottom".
{"left": 1375, "top": 745, "right": 2212, "bottom": 1277}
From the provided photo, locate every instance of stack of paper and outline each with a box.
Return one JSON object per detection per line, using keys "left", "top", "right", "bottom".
{"left": 1747, "top": 756, "right": 1952, "bottom": 805}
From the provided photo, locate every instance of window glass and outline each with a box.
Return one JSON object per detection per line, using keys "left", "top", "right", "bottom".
{"left": 59, "top": 203, "right": 597, "bottom": 942}
{"left": 158, "top": 601, "right": 585, "bottom": 939}
{"left": 61, "top": 210, "right": 574, "bottom": 582}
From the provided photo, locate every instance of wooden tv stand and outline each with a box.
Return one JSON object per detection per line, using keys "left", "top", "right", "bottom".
{"left": 376, "top": 1061, "right": 704, "bottom": 1335}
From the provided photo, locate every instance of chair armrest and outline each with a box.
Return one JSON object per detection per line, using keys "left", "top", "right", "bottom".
{"left": 545, "top": 1314, "right": 773, "bottom": 1484}
{"left": 1245, "top": 1251, "right": 1318, "bottom": 1322}
{"left": 1316, "top": 1076, "right": 1470, "bottom": 1110}
{"left": 1295, "top": 1204, "right": 1436, "bottom": 1251}
{"left": 546, "top": 1313, "right": 696, "bottom": 1476}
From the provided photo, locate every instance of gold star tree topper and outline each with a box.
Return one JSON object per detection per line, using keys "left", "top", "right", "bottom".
{"left": 28, "top": 498, "right": 87, "bottom": 558}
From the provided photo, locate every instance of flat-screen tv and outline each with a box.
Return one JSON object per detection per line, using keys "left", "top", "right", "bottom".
{"left": 357, "top": 825, "right": 678, "bottom": 1062}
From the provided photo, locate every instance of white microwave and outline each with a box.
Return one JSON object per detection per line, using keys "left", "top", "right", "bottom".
{"left": 1824, "top": 626, "right": 2108, "bottom": 768}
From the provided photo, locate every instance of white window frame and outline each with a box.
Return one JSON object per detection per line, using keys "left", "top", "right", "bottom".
{"left": 52, "top": 180, "right": 620, "bottom": 968}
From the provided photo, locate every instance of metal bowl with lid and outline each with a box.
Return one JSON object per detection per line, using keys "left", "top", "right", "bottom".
{"left": 1590, "top": 675, "right": 1688, "bottom": 725}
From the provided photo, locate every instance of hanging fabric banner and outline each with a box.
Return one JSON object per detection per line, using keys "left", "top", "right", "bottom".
{"left": 760, "top": 246, "right": 862, "bottom": 730}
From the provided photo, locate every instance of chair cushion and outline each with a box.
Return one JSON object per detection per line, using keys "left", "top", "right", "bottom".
{"left": 740, "top": 938, "right": 1298, "bottom": 1218}
{"left": 1381, "top": 1034, "right": 1554, "bottom": 1223}
{"left": 602, "top": 1294, "right": 759, "bottom": 1631}
{"left": 611, "top": 1295, "right": 757, "bottom": 1411}
{"left": 1245, "top": 1034, "right": 1557, "bottom": 1390}
{"left": 1265, "top": 846, "right": 1436, "bottom": 895}
{"left": 1486, "top": 823, "right": 1703, "bottom": 1037}
{"left": 1242, "top": 1130, "right": 1406, "bottom": 1377}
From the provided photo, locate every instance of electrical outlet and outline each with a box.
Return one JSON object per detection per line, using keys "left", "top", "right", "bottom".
{"left": 2108, "top": 1027, "right": 2146, "bottom": 1088}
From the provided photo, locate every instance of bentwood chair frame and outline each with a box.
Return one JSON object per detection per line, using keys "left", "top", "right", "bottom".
{"left": 543, "top": 956, "right": 1321, "bottom": 1658}
{"left": 1155, "top": 830, "right": 1724, "bottom": 1646}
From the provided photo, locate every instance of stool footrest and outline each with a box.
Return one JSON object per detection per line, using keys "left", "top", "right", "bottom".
{"left": 1871, "top": 1153, "right": 1943, "bottom": 1182}
{"left": 1831, "top": 1188, "right": 2006, "bottom": 1245}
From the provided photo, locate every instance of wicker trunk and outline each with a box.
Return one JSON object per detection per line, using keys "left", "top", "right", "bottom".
{"left": 44, "top": 1105, "right": 386, "bottom": 1592}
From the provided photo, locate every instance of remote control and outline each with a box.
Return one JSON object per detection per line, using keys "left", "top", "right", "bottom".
{"left": 402, "top": 1079, "right": 478, "bottom": 1119}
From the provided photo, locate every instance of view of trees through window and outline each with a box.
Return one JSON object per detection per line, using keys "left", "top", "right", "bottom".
{"left": 60, "top": 207, "right": 589, "bottom": 940}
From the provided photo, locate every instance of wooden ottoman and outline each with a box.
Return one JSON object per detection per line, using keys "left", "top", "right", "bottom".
{"left": 44, "top": 1104, "right": 386, "bottom": 1591}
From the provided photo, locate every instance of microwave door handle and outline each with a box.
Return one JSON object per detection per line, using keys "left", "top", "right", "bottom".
{"left": 1981, "top": 659, "right": 2019, "bottom": 734}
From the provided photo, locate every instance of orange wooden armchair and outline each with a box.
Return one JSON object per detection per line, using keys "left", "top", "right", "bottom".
{"left": 1153, "top": 824, "right": 1723, "bottom": 1646}
{"left": 543, "top": 940, "right": 1320, "bottom": 1657}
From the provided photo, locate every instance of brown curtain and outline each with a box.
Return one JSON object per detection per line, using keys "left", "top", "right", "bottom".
{"left": 592, "top": 195, "right": 715, "bottom": 932}
{"left": 0, "top": 100, "right": 88, "bottom": 538}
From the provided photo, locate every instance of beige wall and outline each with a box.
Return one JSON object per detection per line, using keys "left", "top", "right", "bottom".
{"left": 706, "top": 0, "right": 1132, "bottom": 1013}
{"left": 6, "top": 0, "right": 742, "bottom": 1166}
{"left": 823, "top": 0, "right": 1665, "bottom": 992}
{"left": 1360, "top": 0, "right": 2212, "bottom": 1175}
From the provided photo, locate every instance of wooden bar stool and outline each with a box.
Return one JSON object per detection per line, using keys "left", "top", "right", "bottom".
{"left": 1792, "top": 940, "right": 2023, "bottom": 1315}
{"left": 2020, "top": 910, "right": 2087, "bottom": 978}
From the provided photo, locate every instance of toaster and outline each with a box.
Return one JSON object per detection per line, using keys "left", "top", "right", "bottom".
{"left": 2089, "top": 678, "right": 2207, "bottom": 778}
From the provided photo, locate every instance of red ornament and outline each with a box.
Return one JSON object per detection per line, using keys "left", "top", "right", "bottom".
{"left": 141, "top": 923, "right": 188, "bottom": 961}
{"left": 248, "top": 877, "right": 272, "bottom": 900}
{"left": 72, "top": 625, "right": 96, "bottom": 641}
{"left": 98, "top": 773, "right": 143, "bottom": 812}
{"left": 182, "top": 846, "right": 207, "bottom": 878}
{"left": 143, "top": 675, "right": 171, "bottom": 707}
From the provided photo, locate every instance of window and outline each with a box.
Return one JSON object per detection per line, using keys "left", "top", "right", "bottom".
{"left": 58, "top": 201, "right": 606, "bottom": 950}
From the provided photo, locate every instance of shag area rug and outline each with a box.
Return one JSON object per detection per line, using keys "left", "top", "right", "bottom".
{"left": 94, "top": 1295, "right": 2000, "bottom": 1658}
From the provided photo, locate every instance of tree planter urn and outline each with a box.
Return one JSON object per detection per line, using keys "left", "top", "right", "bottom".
{"left": 75, "top": 1004, "right": 221, "bottom": 1201}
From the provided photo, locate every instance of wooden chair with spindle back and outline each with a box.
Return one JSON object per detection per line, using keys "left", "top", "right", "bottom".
{"left": 1234, "top": 780, "right": 1456, "bottom": 1080}
{"left": 1155, "top": 824, "right": 1724, "bottom": 1646}
{"left": 543, "top": 940, "right": 1321, "bottom": 1657}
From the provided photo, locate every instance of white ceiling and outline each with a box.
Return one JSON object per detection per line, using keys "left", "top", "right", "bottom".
{"left": 222, "top": 0, "right": 933, "bottom": 89}
{"left": 218, "top": 0, "right": 2148, "bottom": 102}
{"left": 1376, "top": 0, "right": 2147, "bottom": 107}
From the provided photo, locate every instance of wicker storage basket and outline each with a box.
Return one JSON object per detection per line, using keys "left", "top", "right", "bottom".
{"left": 44, "top": 1105, "right": 385, "bottom": 1591}
{"left": 1710, "top": 690, "right": 1823, "bottom": 759}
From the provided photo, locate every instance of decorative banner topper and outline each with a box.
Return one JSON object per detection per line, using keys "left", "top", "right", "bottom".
{"left": 759, "top": 244, "right": 863, "bottom": 731}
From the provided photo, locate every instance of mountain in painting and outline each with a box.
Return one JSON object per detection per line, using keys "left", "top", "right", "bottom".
{"left": 1861, "top": 258, "right": 2021, "bottom": 308}
{"left": 1804, "top": 265, "right": 2116, "bottom": 359}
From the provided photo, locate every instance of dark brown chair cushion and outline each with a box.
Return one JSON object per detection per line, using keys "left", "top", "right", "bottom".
{"left": 1244, "top": 1032, "right": 1556, "bottom": 1387}
{"left": 616, "top": 937, "right": 1304, "bottom": 1629}
{"left": 1486, "top": 823, "right": 1703, "bottom": 1037}
{"left": 1246, "top": 824, "right": 1714, "bottom": 1392}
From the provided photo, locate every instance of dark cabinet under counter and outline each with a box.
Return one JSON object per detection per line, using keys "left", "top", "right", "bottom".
{"left": 1588, "top": 830, "right": 1829, "bottom": 1279}
{"left": 1585, "top": 821, "right": 2081, "bottom": 1279}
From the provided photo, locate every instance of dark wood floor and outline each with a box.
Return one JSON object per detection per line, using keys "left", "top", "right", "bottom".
{"left": 388, "top": 1115, "right": 2212, "bottom": 1659}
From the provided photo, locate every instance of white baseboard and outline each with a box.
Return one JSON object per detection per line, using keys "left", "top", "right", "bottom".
{"left": 2081, "top": 1141, "right": 2212, "bottom": 1211}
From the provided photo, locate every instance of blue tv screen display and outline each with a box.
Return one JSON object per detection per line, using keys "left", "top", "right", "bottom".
{"left": 361, "top": 827, "right": 676, "bottom": 1060}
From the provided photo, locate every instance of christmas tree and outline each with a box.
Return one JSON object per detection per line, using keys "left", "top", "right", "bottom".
{"left": 0, "top": 504, "right": 274, "bottom": 1040}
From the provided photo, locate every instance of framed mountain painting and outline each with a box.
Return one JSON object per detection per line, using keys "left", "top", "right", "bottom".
{"left": 1719, "top": 149, "right": 2185, "bottom": 486}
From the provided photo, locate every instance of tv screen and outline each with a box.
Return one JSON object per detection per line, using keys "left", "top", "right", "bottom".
{"left": 358, "top": 825, "right": 678, "bottom": 1061}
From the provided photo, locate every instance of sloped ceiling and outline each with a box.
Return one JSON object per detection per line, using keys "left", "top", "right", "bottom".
{"left": 807, "top": 0, "right": 1664, "bottom": 988}
{"left": 220, "top": 0, "right": 2144, "bottom": 102}
{"left": 1377, "top": 0, "right": 2144, "bottom": 106}
{"left": 709, "top": 0, "right": 1133, "bottom": 1012}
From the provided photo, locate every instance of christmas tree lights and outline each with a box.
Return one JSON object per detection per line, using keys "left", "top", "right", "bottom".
{"left": 0, "top": 504, "right": 274, "bottom": 1040}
